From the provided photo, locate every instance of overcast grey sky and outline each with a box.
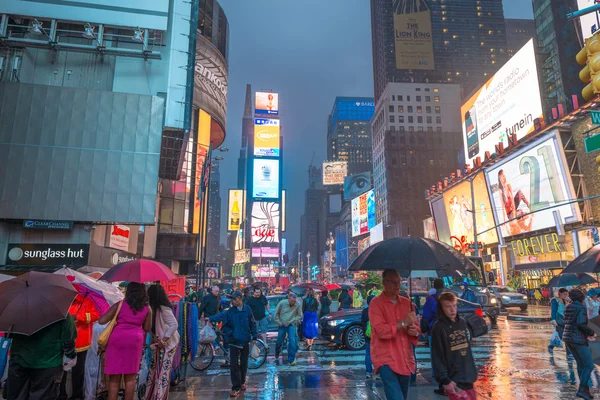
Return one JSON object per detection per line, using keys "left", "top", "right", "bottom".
{"left": 217, "top": 0, "right": 534, "bottom": 251}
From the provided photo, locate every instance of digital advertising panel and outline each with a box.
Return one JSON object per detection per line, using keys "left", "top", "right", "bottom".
{"left": 282, "top": 190, "right": 286, "bottom": 232}
{"left": 255, "top": 92, "right": 279, "bottom": 115}
{"left": 322, "top": 161, "right": 348, "bottom": 185}
{"left": 358, "top": 237, "right": 371, "bottom": 255}
{"left": 440, "top": 173, "right": 498, "bottom": 247}
{"left": 370, "top": 223, "right": 384, "bottom": 245}
{"left": 393, "top": 0, "right": 434, "bottom": 70}
{"left": 252, "top": 247, "right": 280, "bottom": 258}
{"left": 254, "top": 118, "right": 280, "bottom": 157}
{"left": 228, "top": 190, "right": 244, "bottom": 231}
{"left": 485, "top": 131, "right": 580, "bottom": 238}
{"left": 423, "top": 217, "right": 437, "bottom": 240}
{"left": 351, "top": 196, "right": 360, "bottom": 237}
{"left": 578, "top": 0, "right": 600, "bottom": 40}
{"left": 351, "top": 189, "right": 376, "bottom": 237}
{"left": 344, "top": 172, "right": 372, "bottom": 200}
{"left": 253, "top": 159, "right": 280, "bottom": 199}
{"left": 460, "top": 39, "right": 543, "bottom": 165}
{"left": 251, "top": 202, "right": 280, "bottom": 244}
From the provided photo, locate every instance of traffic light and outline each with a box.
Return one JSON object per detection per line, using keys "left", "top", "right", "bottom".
{"left": 577, "top": 30, "right": 600, "bottom": 101}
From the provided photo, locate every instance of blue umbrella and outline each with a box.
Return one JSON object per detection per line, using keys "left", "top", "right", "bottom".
{"left": 547, "top": 273, "right": 597, "bottom": 288}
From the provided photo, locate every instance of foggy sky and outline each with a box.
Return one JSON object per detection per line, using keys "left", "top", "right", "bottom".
{"left": 217, "top": 0, "right": 534, "bottom": 252}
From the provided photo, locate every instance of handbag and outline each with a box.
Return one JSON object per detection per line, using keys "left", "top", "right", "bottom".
{"left": 550, "top": 330, "right": 563, "bottom": 348}
{"left": 469, "top": 314, "right": 489, "bottom": 338}
{"left": 97, "top": 301, "right": 123, "bottom": 350}
{"left": 250, "top": 343, "right": 260, "bottom": 359}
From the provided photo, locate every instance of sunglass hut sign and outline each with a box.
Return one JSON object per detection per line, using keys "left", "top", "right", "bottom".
{"left": 6, "top": 244, "right": 89, "bottom": 266}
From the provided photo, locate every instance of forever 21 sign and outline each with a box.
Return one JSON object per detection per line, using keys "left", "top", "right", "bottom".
{"left": 6, "top": 244, "right": 89, "bottom": 267}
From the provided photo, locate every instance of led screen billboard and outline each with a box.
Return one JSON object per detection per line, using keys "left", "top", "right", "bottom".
{"left": 485, "top": 131, "right": 580, "bottom": 238}
{"left": 461, "top": 39, "right": 543, "bottom": 165}
{"left": 254, "top": 118, "right": 280, "bottom": 157}
{"left": 393, "top": 0, "right": 434, "bottom": 70}
{"left": 255, "top": 92, "right": 279, "bottom": 115}
{"left": 253, "top": 159, "right": 280, "bottom": 199}
{"left": 251, "top": 202, "right": 280, "bottom": 244}
{"left": 227, "top": 190, "right": 243, "bottom": 231}
{"left": 351, "top": 189, "right": 376, "bottom": 237}
{"left": 344, "top": 172, "right": 371, "bottom": 200}
{"left": 252, "top": 247, "right": 280, "bottom": 258}
{"left": 323, "top": 161, "right": 348, "bottom": 185}
{"left": 423, "top": 217, "right": 437, "bottom": 240}
{"left": 578, "top": 0, "right": 600, "bottom": 40}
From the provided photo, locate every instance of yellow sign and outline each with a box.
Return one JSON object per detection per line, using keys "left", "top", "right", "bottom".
{"left": 228, "top": 190, "right": 243, "bottom": 231}
{"left": 193, "top": 110, "right": 211, "bottom": 235}
{"left": 254, "top": 118, "right": 280, "bottom": 157}
{"left": 510, "top": 233, "right": 563, "bottom": 257}
{"left": 393, "top": 8, "right": 434, "bottom": 70}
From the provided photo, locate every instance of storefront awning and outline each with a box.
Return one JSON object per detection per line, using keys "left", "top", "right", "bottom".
{"left": 513, "top": 260, "right": 569, "bottom": 271}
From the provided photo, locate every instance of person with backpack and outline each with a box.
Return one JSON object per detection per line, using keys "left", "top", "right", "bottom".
{"left": 362, "top": 295, "right": 376, "bottom": 380}
{"left": 422, "top": 278, "right": 445, "bottom": 396}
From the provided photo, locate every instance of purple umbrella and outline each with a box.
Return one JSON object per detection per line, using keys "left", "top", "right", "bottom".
{"left": 72, "top": 283, "right": 111, "bottom": 315}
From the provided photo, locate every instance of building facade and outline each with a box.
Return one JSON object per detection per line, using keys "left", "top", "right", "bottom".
{"left": 299, "top": 166, "right": 328, "bottom": 279}
{"left": 370, "top": 0, "right": 508, "bottom": 101}
{"left": 206, "top": 160, "right": 222, "bottom": 264}
{"left": 505, "top": 19, "right": 536, "bottom": 58}
{"left": 372, "top": 82, "right": 463, "bottom": 238}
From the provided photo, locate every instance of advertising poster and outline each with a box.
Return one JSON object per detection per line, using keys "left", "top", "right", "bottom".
{"left": 109, "top": 225, "right": 130, "bottom": 251}
{"left": 193, "top": 110, "right": 211, "bottom": 234}
{"left": 228, "top": 190, "right": 243, "bottom": 231}
{"left": 423, "top": 217, "right": 437, "bottom": 240}
{"left": 359, "top": 192, "right": 368, "bottom": 234}
{"left": 352, "top": 189, "right": 376, "bottom": 237}
{"left": 441, "top": 173, "right": 498, "bottom": 247}
{"left": 251, "top": 202, "right": 280, "bottom": 244}
{"left": 370, "top": 223, "right": 384, "bottom": 245}
{"left": 253, "top": 159, "right": 280, "bottom": 198}
{"left": 252, "top": 247, "right": 279, "bottom": 258}
{"left": 578, "top": 0, "right": 600, "bottom": 40}
{"left": 351, "top": 196, "right": 360, "bottom": 236}
{"left": 282, "top": 190, "right": 286, "bottom": 232}
{"left": 393, "top": 0, "right": 434, "bottom": 70}
{"left": 358, "top": 237, "right": 371, "bottom": 255}
{"left": 344, "top": 172, "right": 371, "bottom": 200}
{"left": 486, "top": 132, "right": 580, "bottom": 238}
{"left": 367, "top": 189, "right": 376, "bottom": 231}
{"left": 322, "top": 161, "right": 348, "bottom": 185}
{"left": 255, "top": 92, "right": 279, "bottom": 115}
{"left": 234, "top": 249, "right": 250, "bottom": 264}
{"left": 254, "top": 118, "right": 280, "bottom": 157}
{"left": 460, "top": 39, "right": 543, "bottom": 165}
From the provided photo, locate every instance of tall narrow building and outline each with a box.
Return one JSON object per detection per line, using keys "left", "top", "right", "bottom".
{"left": 504, "top": 19, "right": 536, "bottom": 58}
{"left": 207, "top": 159, "right": 222, "bottom": 264}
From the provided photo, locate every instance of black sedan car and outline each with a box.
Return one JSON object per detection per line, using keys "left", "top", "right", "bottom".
{"left": 319, "top": 291, "right": 490, "bottom": 351}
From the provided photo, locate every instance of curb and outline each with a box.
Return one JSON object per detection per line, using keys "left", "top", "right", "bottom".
{"left": 506, "top": 315, "right": 552, "bottom": 322}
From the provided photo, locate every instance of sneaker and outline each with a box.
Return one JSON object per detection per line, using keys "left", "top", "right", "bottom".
{"left": 290, "top": 360, "right": 297, "bottom": 366}
{"left": 547, "top": 345, "right": 554, "bottom": 355}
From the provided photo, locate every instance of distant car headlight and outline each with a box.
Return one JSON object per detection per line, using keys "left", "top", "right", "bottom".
{"left": 502, "top": 296, "right": 510, "bottom": 301}
{"left": 522, "top": 296, "right": 528, "bottom": 300}
{"left": 328, "top": 319, "right": 345, "bottom": 327}
{"left": 490, "top": 297, "right": 497, "bottom": 304}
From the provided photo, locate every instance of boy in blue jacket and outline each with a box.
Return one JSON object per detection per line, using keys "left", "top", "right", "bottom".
{"left": 208, "top": 291, "right": 258, "bottom": 397}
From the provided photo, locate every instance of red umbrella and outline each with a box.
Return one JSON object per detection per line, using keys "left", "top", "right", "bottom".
{"left": 325, "top": 283, "right": 341, "bottom": 290}
{"left": 100, "top": 259, "right": 177, "bottom": 283}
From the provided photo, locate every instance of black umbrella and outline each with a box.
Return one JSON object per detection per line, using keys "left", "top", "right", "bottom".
{"left": 349, "top": 237, "right": 475, "bottom": 277}
{"left": 547, "top": 273, "right": 597, "bottom": 288}
{"left": 562, "top": 244, "right": 600, "bottom": 274}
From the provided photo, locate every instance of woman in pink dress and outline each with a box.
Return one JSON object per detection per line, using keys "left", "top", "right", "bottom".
{"left": 99, "top": 282, "right": 152, "bottom": 400}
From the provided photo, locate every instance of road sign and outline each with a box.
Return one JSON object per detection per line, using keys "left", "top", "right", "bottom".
{"left": 585, "top": 133, "right": 600, "bottom": 153}
{"left": 592, "top": 110, "right": 600, "bottom": 124}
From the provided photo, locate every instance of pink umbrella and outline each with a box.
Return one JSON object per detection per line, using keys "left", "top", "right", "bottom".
{"left": 325, "top": 283, "right": 341, "bottom": 291}
{"left": 72, "top": 283, "right": 111, "bottom": 315}
{"left": 100, "top": 259, "right": 177, "bottom": 283}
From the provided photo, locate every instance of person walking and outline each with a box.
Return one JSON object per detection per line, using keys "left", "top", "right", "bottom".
{"left": 422, "top": 279, "right": 446, "bottom": 394}
{"left": 198, "top": 286, "right": 221, "bottom": 319}
{"left": 274, "top": 292, "right": 303, "bottom": 365}
{"left": 6, "top": 315, "right": 77, "bottom": 400}
{"left": 339, "top": 289, "right": 352, "bottom": 310}
{"left": 548, "top": 288, "right": 572, "bottom": 358}
{"left": 99, "top": 282, "right": 152, "bottom": 400}
{"left": 207, "top": 291, "right": 257, "bottom": 398}
{"left": 431, "top": 292, "right": 478, "bottom": 400}
{"left": 243, "top": 287, "right": 251, "bottom": 305}
{"left": 302, "top": 289, "right": 320, "bottom": 351}
{"left": 246, "top": 287, "right": 270, "bottom": 344}
{"left": 185, "top": 286, "right": 198, "bottom": 303}
{"left": 58, "top": 293, "right": 100, "bottom": 400}
{"left": 369, "top": 269, "right": 420, "bottom": 400}
{"left": 353, "top": 288, "right": 364, "bottom": 308}
{"left": 362, "top": 295, "right": 376, "bottom": 380}
{"left": 319, "top": 290, "right": 332, "bottom": 318}
{"left": 146, "top": 285, "right": 180, "bottom": 400}
{"left": 564, "top": 288, "right": 597, "bottom": 400}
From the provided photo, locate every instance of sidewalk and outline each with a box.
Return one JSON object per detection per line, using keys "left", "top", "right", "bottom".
{"left": 506, "top": 305, "right": 551, "bottom": 322}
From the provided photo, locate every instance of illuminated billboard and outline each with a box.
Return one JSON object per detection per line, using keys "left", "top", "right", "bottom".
{"left": 255, "top": 92, "right": 279, "bottom": 115}
{"left": 282, "top": 190, "right": 286, "bottom": 232}
{"left": 461, "top": 39, "right": 543, "bottom": 165}
{"left": 193, "top": 110, "right": 211, "bottom": 234}
{"left": 578, "top": 0, "right": 600, "bottom": 40}
{"left": 423, "top": 218, "right": 437, "bottom": 240}
{"left": 485, "top": 131, "right": 580, "bottom": 238}
{"left": 252, "top": 247, "right": 279, "bottom": 258}
{"left": 344, "top": 172, "right": 371, "bottom": 200}
{"left": 254, "top": 118, "right": 280, "bottom": 157}
{"left": 433, "top": 173, "right": 498, "bottom": 248}
{"left": 227, "top": 190, "right": 243, "bottom": 231}
{"left": 251, "top": 202, "right": 280, "bottom": 244}
{"left": 393, "top": 1, "right": 434, "bottom": 70}
{"left": 351, "top": 189, "right": 376, "bottom": 237}
{"left": 323, "top": 161, "right": 348, "bottom": 185}
{"left": 253, "top": 159, "right": 280, "bottom": 199}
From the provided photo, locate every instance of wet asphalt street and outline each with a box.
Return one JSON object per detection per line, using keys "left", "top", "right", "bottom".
{"left": 169, "top": 317, "right": 600, "bottom": 399}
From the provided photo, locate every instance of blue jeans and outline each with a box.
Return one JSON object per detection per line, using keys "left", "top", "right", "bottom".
{"left": 275, "top": 325, "right": 299, "bottom": 362}
{"left": 428, "top": 335, "right": 434, "bottom": 378}
{"left": 566, "top": 343, "right": 595, "bottom": 389}
{"left": 378, "top": 365, "right": 409, "bottom": 400}
{"left": 365, "top": 341, "right": 373, "bottom": 374}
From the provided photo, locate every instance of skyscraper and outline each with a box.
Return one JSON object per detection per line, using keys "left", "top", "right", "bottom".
{"left": 370, "top": 0, "right": 508, "bottom": 101}
{"left": 327, "top": 97, "right": 375, "bottom": 176}
{"left": 504, "top": 19, "right": 536, "bottom": 58}
{"left": 299, "top": 166, "right": 328, "bottom": 276}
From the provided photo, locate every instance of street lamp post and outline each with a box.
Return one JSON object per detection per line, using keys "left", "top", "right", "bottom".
{"left": 325, "top": 232, "right": 334, "bottom": 282}
{"left": 306, "top": 251, "right": 311, "bottom": 283}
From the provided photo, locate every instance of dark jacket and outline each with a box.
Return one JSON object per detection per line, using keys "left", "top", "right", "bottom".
{"left": 564, "top": 300, "right": 596, "bottom": 346}
{"left": 198, "top": 293, "right": 221, "bottom": 318}
{"left": 550, "top": 297, "right": 566, "bottom": 326}
{"left": 339, "top": 292, "right": 352, "bottom": 309}
{"left": 320, "top": 295, "right": 332, "bottom": 316}
{"left": 461, "top": 288, "right": 478, "bottom": 304}
{"left": 431, "top": 304, "right": 477, "bottom": 389}
{"left": 422, "top": 290, "right": 441, "bottom": 335}
{"left": 361, "top": 307, "right": 370, "bottom": 342}
{"left": 209, "top": 305, "right": 258, "bottom": 347}
{"left": 303, "top": 296, "right": 319, "bottom": 313}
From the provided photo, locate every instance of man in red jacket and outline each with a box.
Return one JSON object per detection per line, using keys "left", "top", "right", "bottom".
{"left": 58, "top": 293, "right": 100, "bottom": 400}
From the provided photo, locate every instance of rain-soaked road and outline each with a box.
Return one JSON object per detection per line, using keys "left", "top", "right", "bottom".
{"left": 169, "top": 318, "right": 600, "bottom": 399}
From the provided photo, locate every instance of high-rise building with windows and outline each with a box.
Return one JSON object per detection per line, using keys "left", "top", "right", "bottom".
{"left": 327, "top": 97, "right": 375, "bottom": 176}
{"left": 505, "top": 19, "right": 536, "bottom": 58}
{"left": 370, "top": 0, "right": 508, "bottom": 101}
{"left": 207, "top": 160, "right": 222, "bottom": 264}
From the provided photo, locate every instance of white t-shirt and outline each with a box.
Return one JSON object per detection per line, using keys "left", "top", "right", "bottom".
{"left": 586, "top": 297, "right": 600, "bottom": 320}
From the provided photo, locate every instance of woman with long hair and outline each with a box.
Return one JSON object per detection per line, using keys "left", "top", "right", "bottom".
{"left": 146, "top": 285, "right": 180, "bottom": 400}
{"left": 497, "top": 169, "right": 532, "bottom": 235}
{"left": 99, "top": 282, "right": 152, "bottom": 400}
{"left": 302, "top": 289, "right": 320, "bottom": 351}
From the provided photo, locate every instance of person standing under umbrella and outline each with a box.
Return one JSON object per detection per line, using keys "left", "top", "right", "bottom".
{"left": 58, "top": 293, "right": 100, "bottom": 400}
{"left": 320, "top": 290, "right": 332, "bottom": 318}
{"left": 302, "top": 289, "right": 320, "bottom": 351}
{"left": 99, "top": 282, "right": 152, "bottom": 400}
{"left": 548, "top": 288, "right": 572, "bottom": 359}
{"left": 339, "top": 289, "right": 352, "bottom": 310}
{"left": 6, "top": 315, "right": 77, "bottom": 399}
